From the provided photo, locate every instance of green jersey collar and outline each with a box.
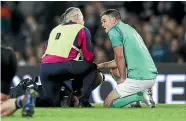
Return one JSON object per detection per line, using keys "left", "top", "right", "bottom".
{"left": 108, "top": 20, "right": 122, "bottom": 33}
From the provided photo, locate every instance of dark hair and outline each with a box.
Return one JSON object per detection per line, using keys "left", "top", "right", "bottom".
{"left": 100, "top": 9, "right": 121, "bottom": 20}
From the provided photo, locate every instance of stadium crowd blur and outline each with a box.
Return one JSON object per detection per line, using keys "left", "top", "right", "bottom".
{"left": 1, "top": 1, "right": 186, "bottom": 66}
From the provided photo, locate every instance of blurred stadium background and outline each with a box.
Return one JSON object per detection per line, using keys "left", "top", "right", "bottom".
{"left": 1, "top": 1, "right": 186, "bottom": 104}
{"left": 1, "top": 1, "right": 186, "bottom": 64}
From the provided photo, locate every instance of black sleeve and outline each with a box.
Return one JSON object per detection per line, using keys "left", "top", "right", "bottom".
{"left": 1, "top": 47, "right": 17, "bottom": 95}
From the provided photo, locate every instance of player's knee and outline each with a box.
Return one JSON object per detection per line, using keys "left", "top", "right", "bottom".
{"left": 104, "top": 98, "right": 111, "bottom": 108}
{"left": 104, "top": 101, "right": 111, "bottom": 108}
{"left": 104, "top": 100, "right": 108, "bottom": 108}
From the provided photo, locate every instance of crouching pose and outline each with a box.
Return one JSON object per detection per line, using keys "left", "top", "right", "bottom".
{"left": 40, "top": 7, "right": 101, "bottom": 107}
{"left": 98, "top": 9, "right": 157, "bottom": 108}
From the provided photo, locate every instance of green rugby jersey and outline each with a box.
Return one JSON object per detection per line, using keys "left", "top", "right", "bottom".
{"left": 108, "top": 21, "right": 158, "bottom": 80}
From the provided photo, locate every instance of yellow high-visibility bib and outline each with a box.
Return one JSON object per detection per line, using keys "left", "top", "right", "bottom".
{"left": 42, "top": 24, "right": 84, "bottom": 60}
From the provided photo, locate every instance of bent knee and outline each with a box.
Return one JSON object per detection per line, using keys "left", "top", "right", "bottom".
{"left": 104, "top": 101, "right": 109, "bottom": 108}
{"left": 104, "top": 99, "right": 112, "bottom": 108}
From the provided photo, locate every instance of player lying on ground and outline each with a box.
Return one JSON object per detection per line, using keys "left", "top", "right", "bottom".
{"left": 9, "top": 70, "right": 104, "bottom": 108}
{"left": 1, "top": 45, "right": 38, "bottom": 117}
{"left": 98, "top": 9, "right": 158, "bottom": 108}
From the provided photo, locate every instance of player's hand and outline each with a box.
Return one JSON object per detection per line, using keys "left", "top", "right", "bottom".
{"left": 117, "top": 78, "right": 125, "bottom": 85}
{"left": 0, "top": 99, "right": 17, "bottom": 116}
{"left": 97, "top": 63, "right": 104, "bottom": 69}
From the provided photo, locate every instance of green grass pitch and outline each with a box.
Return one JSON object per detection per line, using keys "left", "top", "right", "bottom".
{"left": 2, "top": 104, "right": 186, "bottom": 121}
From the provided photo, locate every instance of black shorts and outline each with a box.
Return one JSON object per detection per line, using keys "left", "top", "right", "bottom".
{"left": 39, "top": 60, "right": 97, "bottom": 106}
{"left": 1, "top": 46, "right": 17, "bottom": 95}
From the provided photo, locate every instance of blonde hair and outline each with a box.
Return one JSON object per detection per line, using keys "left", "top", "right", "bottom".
{"left": 60, "top": 7, "right": 81, "bottom": 24}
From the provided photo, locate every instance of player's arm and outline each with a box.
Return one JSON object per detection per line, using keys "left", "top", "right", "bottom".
{"left": 113, "top": 46, "right": 126, "bottom": 81}
{"left": 97, "top": 60, "right": 117, "bottom": 69}
{"left": 108, "top": 28, "right": 126, "bottom": 84}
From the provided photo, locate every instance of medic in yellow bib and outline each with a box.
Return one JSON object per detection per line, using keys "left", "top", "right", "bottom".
{"left": 40, "top": 7, "right": 100, "bottom": 107}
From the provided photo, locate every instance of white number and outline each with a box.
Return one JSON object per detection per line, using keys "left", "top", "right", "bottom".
{"left": 133, "top": 33, "right": 147, "bottom": 50}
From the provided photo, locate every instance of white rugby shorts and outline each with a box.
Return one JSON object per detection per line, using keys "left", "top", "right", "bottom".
{"left": 115, "top": 78, "right": 155, "bottom": 98}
